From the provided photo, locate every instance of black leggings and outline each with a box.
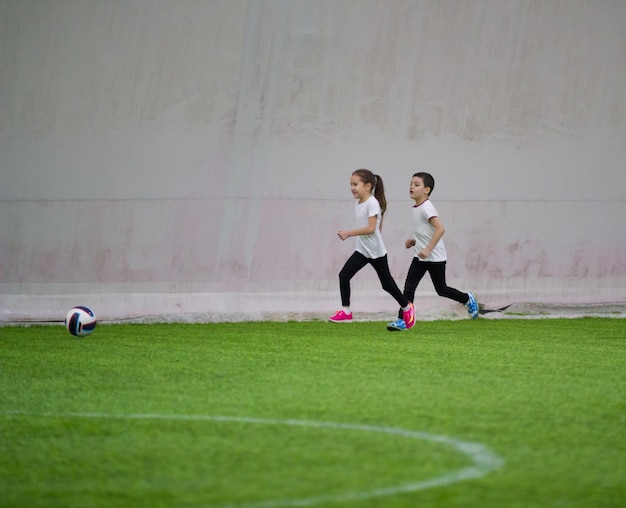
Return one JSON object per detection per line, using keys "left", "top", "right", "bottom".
{"left": 398, "top": 258, "right": 468, "bottom": 318}
{"left": 339, "top": 251, "right": 409, "bottom": 308}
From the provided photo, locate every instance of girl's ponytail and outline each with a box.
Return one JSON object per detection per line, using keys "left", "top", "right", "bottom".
{"left": 373, "top": 174, "right": 387, "bottom": 216}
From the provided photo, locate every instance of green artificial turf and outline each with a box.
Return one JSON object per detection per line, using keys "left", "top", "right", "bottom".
{"left": 1, "top": 319, "right": 625, "bottom": 507}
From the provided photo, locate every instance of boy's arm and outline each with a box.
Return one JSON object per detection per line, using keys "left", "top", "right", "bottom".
{"left": 418, "top": 216, "right": 445, "bottom": 258}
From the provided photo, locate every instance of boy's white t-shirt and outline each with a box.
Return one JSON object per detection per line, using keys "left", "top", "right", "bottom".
{"left": 411, "top": 199, "right": 447, "bottom": 262}
{"left": 354, "top": 196, "right": 386, "bottom": 259}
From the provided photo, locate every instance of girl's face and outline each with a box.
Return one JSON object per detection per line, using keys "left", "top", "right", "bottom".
{"left": 350, "top": 174, "right": 371, "bottom": 202}
{"left": 409, "top": 176, "right": 430, "bottom": 203}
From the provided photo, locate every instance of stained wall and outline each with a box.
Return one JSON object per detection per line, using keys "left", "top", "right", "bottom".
{"left": 1, "top": 0, "right": 625, "bottom": 321}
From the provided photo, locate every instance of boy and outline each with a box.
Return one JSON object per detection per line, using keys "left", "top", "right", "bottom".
{"left": 387, "top": 172, "right": 478, "bottom": 331}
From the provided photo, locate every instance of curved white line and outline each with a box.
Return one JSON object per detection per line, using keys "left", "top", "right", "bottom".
{"left": 3, "top": 412, "right": 504, "bottom": 507}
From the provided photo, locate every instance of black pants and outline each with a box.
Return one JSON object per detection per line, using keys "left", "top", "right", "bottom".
{"left": 339, "top": 251, "right": 409, "bottom": 308}
{"left": 397, "top": 258, "right": 468, "bottom": 318}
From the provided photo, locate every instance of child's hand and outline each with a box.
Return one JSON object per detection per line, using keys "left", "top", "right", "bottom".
{"left": 337, "top": 230, "right": 351, "bottom": 240}
{"left": 405, "top": 238, "right": 416, "bottom": 249}
{"left": 418, "top": 248, "right": 431, "bottom": 259}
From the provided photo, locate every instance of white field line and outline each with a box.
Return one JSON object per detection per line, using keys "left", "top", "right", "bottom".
{"left": 3, "top": 411, "right": 505, "bottom": 507}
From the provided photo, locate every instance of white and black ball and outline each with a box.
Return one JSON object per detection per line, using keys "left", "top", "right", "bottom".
{"left": 65, "top": 306, "right": 97, "bottom": 337}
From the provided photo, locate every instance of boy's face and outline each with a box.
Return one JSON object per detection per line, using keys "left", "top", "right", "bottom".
{"left": 409, "top": 176, "right": 430, "bottom": 202}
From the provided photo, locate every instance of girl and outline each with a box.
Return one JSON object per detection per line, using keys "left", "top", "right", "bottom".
{"left": 387, "top": 172, "right": 478, "bottom": 331}
{"left": 329, "top": 169, "right": 415, "bottom": 328}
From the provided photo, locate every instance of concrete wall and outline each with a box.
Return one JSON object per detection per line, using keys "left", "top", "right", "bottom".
{"left": 1, "top": 0, "right": 625, "bottom": 322}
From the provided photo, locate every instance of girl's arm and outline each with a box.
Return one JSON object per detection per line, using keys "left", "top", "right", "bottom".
{"left": 418, "top": 216, "right": 445, "bottom": 258}
{"left": 338, "top": 215, "right": 377, "bottom": 240}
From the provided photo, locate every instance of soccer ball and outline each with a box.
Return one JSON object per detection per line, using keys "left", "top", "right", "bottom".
{"left": 65, "top": 306, "right": 97, "bottom": 337}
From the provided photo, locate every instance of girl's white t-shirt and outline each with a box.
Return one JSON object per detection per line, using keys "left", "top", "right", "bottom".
{"left": 411, "top": 200, "right": 447, "bottom": 262}
{"left": 355, "top": 196, "right": 386, "bottom": 259}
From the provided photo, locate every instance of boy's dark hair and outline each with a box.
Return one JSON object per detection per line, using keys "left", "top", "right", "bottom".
{"left": 353, "top": 168, "right": 387, "bottom": 215}
{"left": 413, "top": 172, "right": 435, "bottom": 196}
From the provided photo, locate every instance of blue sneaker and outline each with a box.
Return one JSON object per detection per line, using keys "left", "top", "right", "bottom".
{"left": 387, "top": 319, "right": 407, "bottom": 331}
{"left": 465, "top": 292, "right": 479, "bottom": 319}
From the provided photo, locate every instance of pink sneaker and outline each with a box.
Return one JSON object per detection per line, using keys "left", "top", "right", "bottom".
{"left": 329, "top": 310, "right": 352, "bottom": 323}
{"left": 402, "top": 302, "right": 415, "bottom": 329}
